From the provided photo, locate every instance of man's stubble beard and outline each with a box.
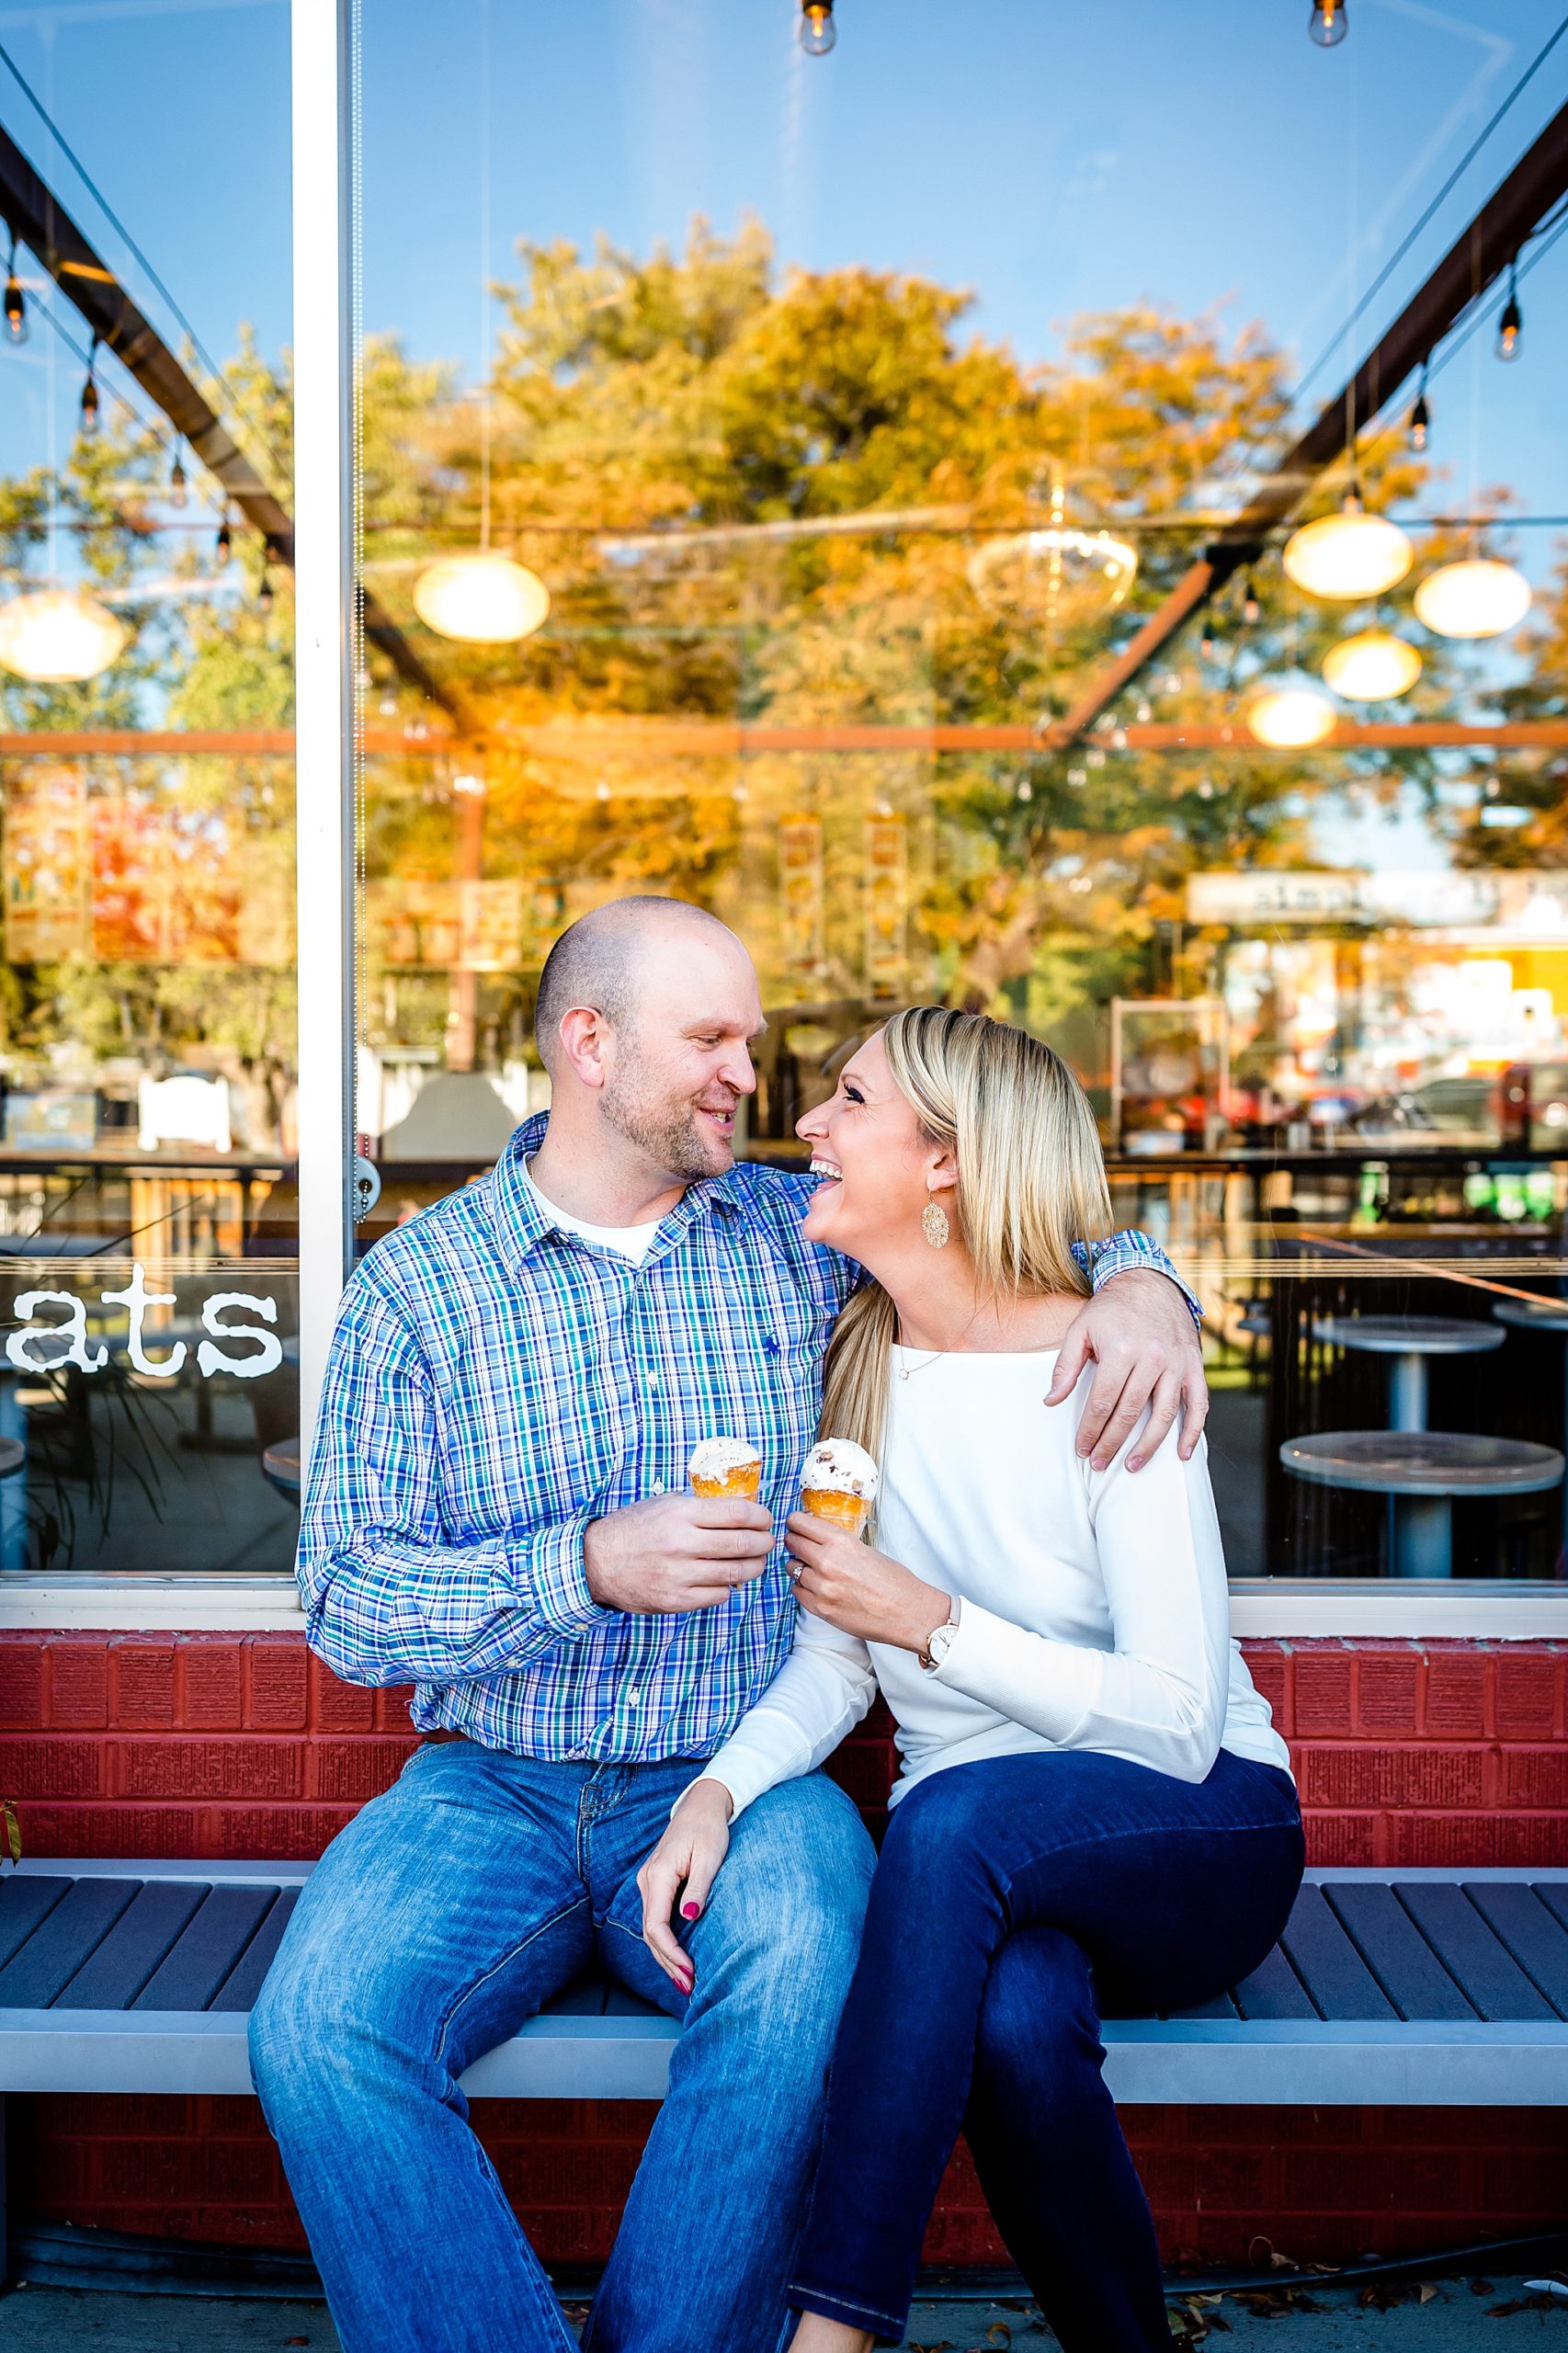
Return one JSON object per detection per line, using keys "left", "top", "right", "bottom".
{"left": 600, "top": 1062, "right": 733, "bottom": 1184}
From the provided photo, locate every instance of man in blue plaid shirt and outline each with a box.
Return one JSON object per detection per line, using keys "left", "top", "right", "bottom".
{"left": 253, "top": 897, "right": 1206, "bottom": 2353}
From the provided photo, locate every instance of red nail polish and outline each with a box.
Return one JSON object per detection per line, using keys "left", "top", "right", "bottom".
{"left": 682, "top": 1902, "right": 701, "bottom": 1919}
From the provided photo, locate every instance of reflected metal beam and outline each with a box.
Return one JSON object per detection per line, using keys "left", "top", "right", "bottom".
{"left": 2, "top": 721, "right": 1565, "bottom": 756}
{"left": 1040, "top": 93, "right": 1568, "bottom": 752}
{"left": 0, "top": 118, "right": 459, "bottom": 722}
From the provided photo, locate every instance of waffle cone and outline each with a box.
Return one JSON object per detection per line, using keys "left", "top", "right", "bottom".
{"left": 800, "top": 1486, "right": 870, "bottom": 1534}
{"left": 690, "top": 1462, "right": 762, "bottom": 1501}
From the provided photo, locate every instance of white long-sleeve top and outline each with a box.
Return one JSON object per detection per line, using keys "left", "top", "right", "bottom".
{"left": 699, "top": 1346, "right": 1291, "bottom": 1820}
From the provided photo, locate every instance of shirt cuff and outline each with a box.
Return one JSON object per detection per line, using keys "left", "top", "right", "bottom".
{"left": 508, "top": 1509, "right": 607, "bottom": 1638}
{"left": 931, "top": 1597, "right": 1101, "bottom": 1744}
{"left": 1082, "top": 1233, "right": 1203, "bottom": 1329}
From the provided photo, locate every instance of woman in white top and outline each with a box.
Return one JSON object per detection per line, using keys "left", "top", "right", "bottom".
{"left": 638, "top": 1007, "right": 1301, "bottom": 2353}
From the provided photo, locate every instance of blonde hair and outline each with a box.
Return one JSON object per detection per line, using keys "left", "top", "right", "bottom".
{"left": 819, "top": 1006, "right": 1115, "bottom": 1468}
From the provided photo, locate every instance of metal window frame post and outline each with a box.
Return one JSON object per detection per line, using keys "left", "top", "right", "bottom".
{"left": 290, "top": 0, "right": 358, "bottom": 1456}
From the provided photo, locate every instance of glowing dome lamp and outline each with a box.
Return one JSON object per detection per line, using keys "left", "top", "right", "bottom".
{"left": 1413, "top": 558, "right": 1530, "bottom": 641}
{"left": 1322, "top": 630, "right": 1422, "bottom": 701}
{"left": 1282, "top": 499, "right": 1414, "bottom": 601}
{"left": 1246, "top": 684, "right": 1337, "bottom": 748}
{"left": 0, "top": 586, "right": 127, "bottom": 682}
{"left": 413, "top": 552, "right": 551, "bottom": 644}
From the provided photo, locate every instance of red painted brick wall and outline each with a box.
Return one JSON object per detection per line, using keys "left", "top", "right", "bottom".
{"left": 2, "top": 1632, "right": 1565, "bottom": 2269}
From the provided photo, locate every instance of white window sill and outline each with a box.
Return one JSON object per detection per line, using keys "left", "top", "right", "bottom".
{"left": 1229, "top": 1580, "right": 1568, "bottom": 1640}
{"left": 0, "top": 1575, "right": 1562, "bottom": 1639}
{"left": 0, "top": 1576, "right": 305, "bottom": 1630}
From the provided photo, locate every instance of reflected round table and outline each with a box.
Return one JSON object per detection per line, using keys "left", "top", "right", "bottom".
{"left": 1492, "top": 1296, "right": 1568, "bottom": 1569}
{"left": 1280, "top": 1430, "right": 1564, "bottom": 1579}
{"left": 1310, "top": 1315, "right": 1506, "bottom": 1434}
{"left": 262, "top": 1436, "right": 301, "bottom": 1506}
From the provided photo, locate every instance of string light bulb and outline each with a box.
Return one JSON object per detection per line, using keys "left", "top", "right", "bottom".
{"left": 79, "top": 336, "right": 100, "bottom": 438}
{"left": 215, "top": 507, "right": 233, "bottom": 566}
{"left": 1243, "top": 575, "right": 1262, "bottom": 626}
{"left": 799, "top": 0, "right": 835, "bottom": 52}
{"left": 168, "top": 443, "right": 187, "bottom": 509}
{"left": 1497, "top": 264, "right": 1521, "bottom": 362}
{"left": 1200, "top": 615, "right": 1218, "bottom": 661}
{"left": 1409, "top": 367, "right": 1430, "bottom": 452}
{"left": 257, "top": 566, "right": 274, "bottom": 616}
{"left": 1308, "top": 0, "right": 1346, "bottom": 42}
{"left": 3, "top": 232, "right": 25, "bottom": 346}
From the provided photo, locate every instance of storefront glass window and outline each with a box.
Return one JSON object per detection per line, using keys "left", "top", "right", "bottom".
{"left": 0, "top": 5, "right": 298, "bottom": 1574}
{"left": 346, "top": 2, "right": 1568, "bottom": 1590}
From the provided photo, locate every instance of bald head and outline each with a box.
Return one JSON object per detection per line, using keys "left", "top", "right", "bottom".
{"left": 532, "top": 896, "right": 764, "bottom": 1187}
{"left": 535, "top": 896, "right": 742, "bottom": 1075}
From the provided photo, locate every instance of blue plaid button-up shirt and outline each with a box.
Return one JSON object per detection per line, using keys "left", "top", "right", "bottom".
{"left": 297, "top": 1115, "right": 1193, "bottom": 1762}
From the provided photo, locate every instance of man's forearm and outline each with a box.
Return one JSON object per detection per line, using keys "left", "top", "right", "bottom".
{"left": 300, "top": 1510, "right": 603, "bottom": 1688}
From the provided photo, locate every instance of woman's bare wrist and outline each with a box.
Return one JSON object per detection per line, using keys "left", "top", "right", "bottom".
{"left": 680, "top": 1776, "right": 735, "bottom": 1823}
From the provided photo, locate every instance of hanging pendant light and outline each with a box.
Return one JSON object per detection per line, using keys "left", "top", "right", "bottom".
{"left": 1246, "top": 684, "right": 1337, "bottom": 748}
{"left": 1282, "top": 492, "right": 1413, "bottom": 600}
{"left": 799, "top": 0, "right": 836, "bottom": 51}
{"left": 78, "top": 335, "right": 101, "bottom": 438}
{"left": 413, "top": 551, "right": 551, "bottom": 643}
{"left": 1309, "top": 0, "right": 1347, "bottom": 42}
{"left": 1322, "top": 629, "right": 1422, "bottom": 700}
{"left": 1414, "top": 558, "right": 1531, "bottom": 640}
{"left": 0, "top": 586, "right": 126, "bottom": 682}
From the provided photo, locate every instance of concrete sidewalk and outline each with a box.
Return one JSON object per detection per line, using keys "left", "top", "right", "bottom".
{"left": 0, "top": 2276, "right": 1565, "bottom": 2347}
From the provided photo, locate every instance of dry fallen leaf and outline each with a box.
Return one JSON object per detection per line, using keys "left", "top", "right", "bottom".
{"left": 1420, "top": 2283, "right": 1439, "bottom": 2302}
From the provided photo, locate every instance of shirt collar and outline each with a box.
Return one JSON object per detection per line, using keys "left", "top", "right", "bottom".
{"left": 487, "top": 1112, "right": 743, "bottom": 1273}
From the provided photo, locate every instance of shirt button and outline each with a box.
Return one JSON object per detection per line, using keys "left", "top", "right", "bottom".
{"left": 627, "top": 1690, "right": 642, "bottom": 1709}
{"left": 652, "top": 1480, "right": 666, "bottom": 1495}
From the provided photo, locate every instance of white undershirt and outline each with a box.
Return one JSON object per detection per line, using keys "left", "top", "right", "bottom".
{"left": 699, "top": 1346, "right": 1293, "bottom": 1820}
{"left": 523, "top": 1159, "right": 665, "bottom": 1265}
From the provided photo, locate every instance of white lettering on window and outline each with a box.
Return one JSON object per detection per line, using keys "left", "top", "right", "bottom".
{"left": 99, "top": 1264, "right": 187, "bottom": 1380}
{"left": 5, "top": 1291, "right": 108, "bottom": 1374}
{"left": 198, "top": 1293, "right": 283, "bottom": 1380}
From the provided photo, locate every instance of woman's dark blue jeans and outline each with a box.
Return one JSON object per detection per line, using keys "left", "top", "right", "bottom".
{"left": 789, "top": 1746, "right": 1303, "bottom": 2351}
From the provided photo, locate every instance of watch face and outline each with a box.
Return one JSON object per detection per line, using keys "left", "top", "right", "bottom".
{"left": 927, "top": 1621, "right": 955, "bottom": 1667}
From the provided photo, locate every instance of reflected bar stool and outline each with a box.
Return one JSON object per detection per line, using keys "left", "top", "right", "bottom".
{"left": 1281, "top": 1430, "right": 1564, "bottom": 1579}
{"left": 1493, "top": 1295, "right": 1568, "bottom": 1572}
{"left": 1310, "top": 1314, "right": 1506, "bottom": 1434}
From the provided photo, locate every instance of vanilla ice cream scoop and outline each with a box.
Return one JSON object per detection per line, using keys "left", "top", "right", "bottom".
{"left": 800, "top": 1438, "right": 879, "bottom": 1532}
{"left": 688, "top": 1435, "right": 764, "bottom": 1499}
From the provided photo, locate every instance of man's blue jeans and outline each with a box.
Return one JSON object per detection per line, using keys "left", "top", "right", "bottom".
{"left": 790, "top": 1747, "right": 1304, "bottom": 2352}
{"left": 248, "top": 1738, "right": 876, "bottom": 2353}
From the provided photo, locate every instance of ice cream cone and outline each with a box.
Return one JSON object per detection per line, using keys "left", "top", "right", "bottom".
{"left": 799, "top": 1485, "right": 871, "bottom": 1534}
{"left": 799, "top": 1438, "right": 879, "bottom": 1535}
{"left": 688, "top": 1436, "right": 763, "bottom": 1500}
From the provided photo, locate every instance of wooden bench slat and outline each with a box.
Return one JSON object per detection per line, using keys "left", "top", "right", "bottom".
{"left": 1279, "top": 1885, "right": 1397, "bottom": 2021}
{"left": 0, "top": 1880, "right": 140, "bottom": 2010}
{"left": 604, "top": 1983, "right": 664, "bottom": 2018}
{"left": 0, "top": 1876, "right": 72, "bottom": 1973}
{"left": 1230, "top": 1944, "right": 1318, "bottom": 2020}
{"left": 56, "top": 1882, "right": 208, "bottom": 2011}
{"left": 135, "top": 1886, "right": 278, "bottom": 2013}
{"left": 540, "top": 1978, "right": 610, "bottom": 2018}
{"left": 1397, "top": 1886, "right": 1557, "bottom": 2024}
{"left": 1531, "top": 1882, "right": 1568, "bottom": 1947}
{"left": 1324, "top": 1883, "right": 1477, "bottom": 2021}
{"left": 208, "top": 1890, "right": 298, "bottom": 2014}
{"left": 1464, "top": 1885, "right": 1568, "bottom": 2019}
{"left": 1165, "top": 1991, "right": 1240, "bottom": 2020}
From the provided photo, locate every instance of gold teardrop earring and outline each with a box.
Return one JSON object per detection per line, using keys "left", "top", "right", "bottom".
{"left": 921, "top": 1200, "right": 950, "bottom": 1249}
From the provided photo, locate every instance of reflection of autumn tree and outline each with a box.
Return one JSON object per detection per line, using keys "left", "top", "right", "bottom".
{"left": 0, "top": 380, "right": 297, "bottom": 1127}
{"left": 359, "top": 223, "right": 1469, "bottom": 1028}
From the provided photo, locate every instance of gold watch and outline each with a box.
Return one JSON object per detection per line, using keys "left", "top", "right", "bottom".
{"left": 917, "top": 1602, "right": 960, "bottom": 1673}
